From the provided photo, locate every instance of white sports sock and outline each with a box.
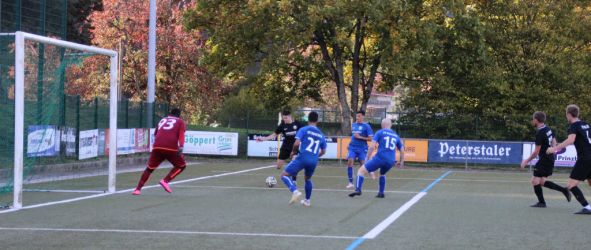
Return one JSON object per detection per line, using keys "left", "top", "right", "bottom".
{"left": 584, "top": 205, "right": 591, "bottom": 210}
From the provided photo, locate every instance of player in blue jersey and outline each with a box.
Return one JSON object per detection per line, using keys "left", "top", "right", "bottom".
{"left": 280, "top": 111, "right": 327, "bottom": 206}
{"left": 346, "top": 111, "right": 374, "bottom": 189}
{"left": 349, "top": 118, "right": 404, "bottom": 198}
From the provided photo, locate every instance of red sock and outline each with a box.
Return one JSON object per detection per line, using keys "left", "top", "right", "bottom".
{"left": 164, "top": 166, "right": 185, "bottom": 182}
{"left": 136, "top": 168, "right": 154, "bottom": 190}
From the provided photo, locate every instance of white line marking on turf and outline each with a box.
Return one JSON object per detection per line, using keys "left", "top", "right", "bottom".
{"left": 174, "top": 185, "right": 418, "bottom": 194}
{"left": 0, "top": 227, "right": 357, "bottom": 240}
{"left": 362, "top": 192, "right": 426, "bottom": 239}
{"left": 363, "top": 171, "right": 452, "bottom": 240}
{"left": 231, "top": 173, "right": 535, "bottom": 183}
{"left": 23, "top": 189, "right": 106, "bottom": 194}
{"left": 14, "top": 161, "right": 202, "bottom": 185}
{"left": 0, "top": 165, "right": 276, "bottom": 214}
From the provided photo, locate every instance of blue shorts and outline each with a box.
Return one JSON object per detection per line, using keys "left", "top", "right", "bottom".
{"left": 364, "top": 157, "right": 395, "bottom": 175}
{"left": 285, "top": 159, "right": 318, "bottom": 177}
{"left": 347, "top": 147, "right": 368, "bottom": 162}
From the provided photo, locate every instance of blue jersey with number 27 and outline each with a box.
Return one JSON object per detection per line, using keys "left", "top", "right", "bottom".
{"left": 295, "top": 125, "right": 327, "bottom": 163}
{"left": 373, "top": 129, "right": 403, "bottom": 163}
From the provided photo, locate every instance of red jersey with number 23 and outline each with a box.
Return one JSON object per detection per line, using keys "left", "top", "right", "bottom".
{"left": 153, "top": 116, "right": 186, "bottom": 151}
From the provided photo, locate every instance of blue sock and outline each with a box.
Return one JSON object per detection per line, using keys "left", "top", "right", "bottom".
{"left": 379, "top": 175, "right": 386, "bottom": 194}
{"left": 356, "top": 175, "right": 365, "bottom": 192}
{"left": 305, "top": 180, "right": 313, "bottom": 200}
{"left": 347, "top": 167, "right": 353, "bottom": 183}
{"left": 281, "top": 176, "right": 297, "bottom": 193}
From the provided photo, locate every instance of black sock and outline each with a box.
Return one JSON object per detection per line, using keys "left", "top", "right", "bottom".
{"left": 570, "top": 186, "right": 589, "bottom": 207}
{"left": 534, "top": 185, "right": 545, "bottom": 204}
{"left": 543, "top": 181, "right": 567, "bottom": 193}
{"left": 292, "top": 175, "right": 297, "bottom": 182}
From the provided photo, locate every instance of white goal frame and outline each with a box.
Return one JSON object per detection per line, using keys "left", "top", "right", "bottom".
{"left": 6, "top": 31, "right": 119, "bottom": 209}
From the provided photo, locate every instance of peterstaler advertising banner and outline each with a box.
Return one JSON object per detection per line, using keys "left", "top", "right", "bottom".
{"left": 522, "top": 143, "right": 577, "bottom": 167}
{"left": 79, "top": 129, "right": 99, "bottom": 160}
{"left": 428, "top": 139, "right": 523, "bottom": 164}
{"left": 27, "top": 125, "right": 60, "bottom": 157}
{"left": 184, "top": 131, "right": 239, "bottom": 156}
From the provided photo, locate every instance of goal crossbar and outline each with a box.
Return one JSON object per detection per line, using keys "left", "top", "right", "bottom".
{"left": 5, "top": 31, "right": 119, "bottom": 209}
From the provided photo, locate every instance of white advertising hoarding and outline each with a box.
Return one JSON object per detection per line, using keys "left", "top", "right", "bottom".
{"left": 522, "top": 142, "right": 577, "bottom": 167}
{"left": 247, "top": 134, "right": 339, "bottom": 159}
{"left": 117, "top": 129, "right": 135, "bottom": 155}
{"left": 79, "top": 129, "right": 99, "bottom": 160}
{"left": 184, "top": 131, "right": 239, "bottom": 156}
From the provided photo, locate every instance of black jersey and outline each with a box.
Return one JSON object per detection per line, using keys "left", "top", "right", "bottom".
{"left": 567, "top": 120, "right": 591, "bottom": 160}
{"left": 275, "top": 121, "right": 303, "bottom": 148}
{"left": 535, "top": 126, "right": 555, "bottom": 166}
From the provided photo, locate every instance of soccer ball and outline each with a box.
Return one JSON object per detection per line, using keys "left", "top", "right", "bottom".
{"left": 265, "top": 176, "right": 277, "bottom": 188}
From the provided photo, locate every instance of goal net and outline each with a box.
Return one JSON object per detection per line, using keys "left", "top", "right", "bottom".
{"left": 0, "top": 32, "right": 118, "bottom": 210}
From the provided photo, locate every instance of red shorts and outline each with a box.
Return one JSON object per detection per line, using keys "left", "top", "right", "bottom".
{"left": 147, "top": 149, "right": 186, "bottom": 169}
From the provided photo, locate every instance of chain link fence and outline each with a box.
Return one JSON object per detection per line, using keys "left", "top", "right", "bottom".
{"left": 215, "top": 108, "right": 569, "bottom": 141}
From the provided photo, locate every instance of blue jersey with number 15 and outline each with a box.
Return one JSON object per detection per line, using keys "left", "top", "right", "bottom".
{"left": 295, "top": 126, "right": 327, "bottom": 163}
{"left": 373, "top": 129, "right": 403, "bottom": 163}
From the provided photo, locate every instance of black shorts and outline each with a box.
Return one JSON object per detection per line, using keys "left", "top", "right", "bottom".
{"left": 278, "top": 146, "right": 292, "bottom": 160}
{"left": 533, "top": 162, "right": 553, "bottom": 177}
{"left": 570, "top": 159, "right": 591, "bottom": 181}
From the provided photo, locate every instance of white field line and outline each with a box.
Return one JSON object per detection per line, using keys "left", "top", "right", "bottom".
{"left": 15, "top": 161, "right": 201, "bottom": 185}
{"left": 0, "top": 165, "right": 275, "bottom": 214}
{"left": 174, "top": 185, "right": 418, "bottom": 194}
{"left": 0, "top": 227, "right": 357, "bottom": 239}
{"left": 363, "top": 192, "right": 427, "bottom": 239}
{"left": 229, "top": 173, "right": 536, "bottom": 183}
{"left": 361, "top": 171, "right": 452, "bottom": 240}
{"left": 23, "top": 189, "right": 106, "bottom": 194}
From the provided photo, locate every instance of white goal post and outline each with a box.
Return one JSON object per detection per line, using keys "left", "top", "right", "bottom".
{"left": 8, "top": 31, "right": 119, "bottom": 209}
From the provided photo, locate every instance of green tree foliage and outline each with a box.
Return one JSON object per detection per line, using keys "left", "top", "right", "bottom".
{"left": 185, "top": 0, "right": 591, "bottom": 139}
{"left": 214, "top": 88, "right": 267, "bottom": 127}
{"left": 184, "top": 0, "right": 425, "bottom": 133}
{"left": 399, "top": 0, "right": 591, "bottom": 140}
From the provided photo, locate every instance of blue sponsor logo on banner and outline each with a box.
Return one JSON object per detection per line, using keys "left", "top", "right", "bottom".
{"left": 428, "top": 140, "right": 523, "bottom": 164}
{"left": 27, "top": 125, "right": 60, "bottom": 157}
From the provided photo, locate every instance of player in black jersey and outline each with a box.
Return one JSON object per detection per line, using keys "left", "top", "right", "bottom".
{"left": 547, "top": 105, "right": 591, "bottom": 214}
{"left": 257, "top": 111, "right": 303, "bottom": 181}
{"left": 521, "top": 112, "right": 570, "bottom": 207}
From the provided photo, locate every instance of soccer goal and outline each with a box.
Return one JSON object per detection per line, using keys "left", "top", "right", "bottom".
{"left": 0, "top": 31, "right": 118, "bottom": 210}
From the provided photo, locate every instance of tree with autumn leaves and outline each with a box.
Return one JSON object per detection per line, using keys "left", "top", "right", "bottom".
{"left": 69, "top": 0, "right": 223, "bottom": 124}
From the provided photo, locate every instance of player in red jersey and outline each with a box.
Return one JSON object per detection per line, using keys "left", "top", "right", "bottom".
{"left": 132, "top": 108, "right": 187, "bottom": 195}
